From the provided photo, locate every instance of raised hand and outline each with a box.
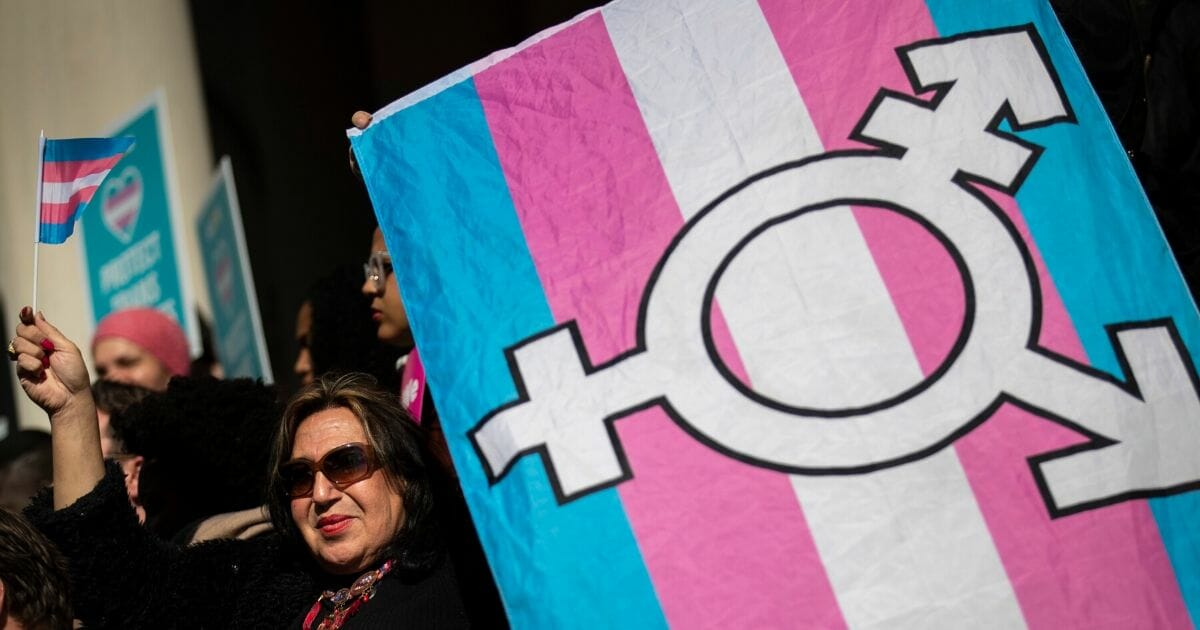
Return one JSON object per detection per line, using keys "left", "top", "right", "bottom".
{"left": 9, "top": 307, "right": 104, "bottom": 509}
{"left": 10, "top": 307, "right": 92, "bottom": 420}
{"left": 351, "top": 111, "right": 372, "bottom": 130}
{"left": 349, "top": 110, "right": 373, "bottom": 177}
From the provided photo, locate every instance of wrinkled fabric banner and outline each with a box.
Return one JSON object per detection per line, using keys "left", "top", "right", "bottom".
{"left": 351, "top": 1, "right": 1200, "bottom": 627}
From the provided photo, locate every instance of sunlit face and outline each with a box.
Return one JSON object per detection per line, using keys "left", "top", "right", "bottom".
{"left": 288, "top": 407, "right": 405, "bottom": 574}
{"left": 293, "top": 301, "right": 314, "bottom": 386}
{"left": 361, "top": 228, "right": 413, "bottom": 348}
{"left": 93, "top": 337, "right": 173, "bottom": 392}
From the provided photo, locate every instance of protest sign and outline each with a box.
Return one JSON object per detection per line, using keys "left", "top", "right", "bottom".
{"left": 79, "top": 92, "right": 199, "bottom": 354}
{"left": 195, "top": 157, "right": 272, "bottom": 382}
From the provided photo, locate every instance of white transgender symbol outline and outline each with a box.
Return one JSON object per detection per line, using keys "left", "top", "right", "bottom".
{"left": 470, "top": 25, "right": 1200, "bottom": 517}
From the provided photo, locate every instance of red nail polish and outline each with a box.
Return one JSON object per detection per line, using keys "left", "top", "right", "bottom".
{"left": 41, "top": 356, "right": 50, "bottom": 368}
{"left": 19, "top": 307, "right": 32, "bottom": 322}
{"left": 40, "top": 339, "right": 55, "bottom": 352}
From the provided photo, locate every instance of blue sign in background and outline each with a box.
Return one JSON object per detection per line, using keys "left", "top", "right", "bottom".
{"left": 196, "top": 158, "right": 272, "bottom": 382}
{"left": 80, "top": 95, "right": 196, "bottom": 351}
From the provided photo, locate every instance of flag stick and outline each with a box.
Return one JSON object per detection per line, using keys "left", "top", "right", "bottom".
{"left": 32, "top": 130, "right": 45, "bottom": 312}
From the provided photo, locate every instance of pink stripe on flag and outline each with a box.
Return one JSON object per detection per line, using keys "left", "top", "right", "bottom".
{"left": 40, "top": 186, "right": 98, "bottom": 225}
{"left": 475, "top": 13, "right": 842, "bottom": 628}
{"left": 761, "top": 0, "right": 939, "bottom": 151}
{"left": 41, "top": 155, "right": 123, "bottom": 183}
{"left": 761, "top": 1, "right": 1190, "bottom": 626}
{"left": 758, "top": 0, "right": 961, "bottom": 371}
{"left": 954, "top": 189, "right": 1191, "bottom": 628}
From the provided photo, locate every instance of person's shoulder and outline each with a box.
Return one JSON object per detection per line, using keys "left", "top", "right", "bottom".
{"left": 182, "top": 529, "right": 286, "bottom": 563}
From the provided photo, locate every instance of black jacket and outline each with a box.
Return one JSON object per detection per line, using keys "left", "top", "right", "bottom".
{"left": 26, "top": 463, "right": 472, "bottom": 629}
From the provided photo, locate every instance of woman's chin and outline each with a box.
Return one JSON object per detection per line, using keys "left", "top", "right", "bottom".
{"left": 307, "top": 537, "right": 364, "bottom": 574}
{"left": 317, "top": 552, "right": 370, "bottom": 576}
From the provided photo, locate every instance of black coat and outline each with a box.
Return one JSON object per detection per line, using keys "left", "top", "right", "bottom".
{"left": 26, "top": 463, "right": 472, "bottom": 629}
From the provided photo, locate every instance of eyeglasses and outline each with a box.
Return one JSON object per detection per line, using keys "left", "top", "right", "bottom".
{"left": 278, "top": 443, "right": 378, "bottom": 498}
{"left": 362, "top": 251, "right": 394, "bottom": 292}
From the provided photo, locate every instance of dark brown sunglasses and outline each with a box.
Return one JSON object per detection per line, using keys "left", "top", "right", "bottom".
{"left": 279, "top": 443, "right": 378, "bottom": 498}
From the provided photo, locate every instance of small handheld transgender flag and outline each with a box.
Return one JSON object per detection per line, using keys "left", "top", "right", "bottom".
{"left": 37, "top": 134, "right": 135, "bottom": 244}
{"left": 32, "top": 132, "right": 135, "bottom": 308}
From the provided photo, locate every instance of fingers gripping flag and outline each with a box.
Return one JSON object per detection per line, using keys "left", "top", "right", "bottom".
{"left": 351, "top": 0, "right": 1200, "bottom": 627}
{"left": 39, "top": 137, "right": 135, "bottom": 244}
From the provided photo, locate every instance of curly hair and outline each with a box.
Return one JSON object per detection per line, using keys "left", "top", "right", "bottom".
{"left": 91, "top": 379, "right": 152, "bottom": 456}
{"left": 0, "top": 507, "right": 72, "bottom": 629}
{"left": 267, "top": 373, "right": 438, "bottom": 573}
{"left": 92, "top": 379, "right": 153, "bottom": 417}
{"left": 110, "top": 376, "right": 281, "bottom": 540}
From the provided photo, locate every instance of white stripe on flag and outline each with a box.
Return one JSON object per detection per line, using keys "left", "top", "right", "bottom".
{"left": 41, "top": 170, "right": 108, "bottom": 204}
{"left": 603, "top": 1, "right": 1025, "bottom": 627}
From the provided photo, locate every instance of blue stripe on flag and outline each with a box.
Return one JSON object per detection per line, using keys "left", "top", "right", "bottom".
{"left": 43, "top": 136, "right": 134, "bottom": 163}
{"left": 39, "top": 219, "right": 76, "bottom": 245}
{"left": 926, "top": 0, "right": 1200, "bottom": 622}
{"left": 352, "top": 78, "right": 666, "bottom": 629}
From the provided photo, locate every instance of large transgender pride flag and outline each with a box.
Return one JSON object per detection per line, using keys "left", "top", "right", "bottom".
{"left": 351, "top": 1, "right": 1200, "bottom": 627}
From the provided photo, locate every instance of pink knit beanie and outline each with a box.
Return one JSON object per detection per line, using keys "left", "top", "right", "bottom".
{"left": 92, "top": 308, "right": 191, "bottom": 377}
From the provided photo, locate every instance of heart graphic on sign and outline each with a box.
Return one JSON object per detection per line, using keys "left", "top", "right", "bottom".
{"left": 99, "top": 166, "right": 144, "bottom": 244}
{"left": 215, "top": 249, "right": 235, "bottom": 310}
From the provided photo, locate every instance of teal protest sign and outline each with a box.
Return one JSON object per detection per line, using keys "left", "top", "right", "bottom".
{"left": 196, "top": 158, "right": 272, "bottom": 382}
{"left": 79, "top": 92, "right": 199, "bottom": 353}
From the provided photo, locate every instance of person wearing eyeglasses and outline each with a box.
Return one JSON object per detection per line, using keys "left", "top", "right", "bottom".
{"left": 297, "top": 265, "right": 404, "bottom": 392}
{"left": 360, "top": 227, "right": 433, "bottom": 433}
{"left": 7, "top": 308, "right": 475, "bottom": 628}
{"left": 362, "top": 227, "right": 413, "bottom": 351}
{"left": 353, "top": 109, "right": 414, "bottom": 353}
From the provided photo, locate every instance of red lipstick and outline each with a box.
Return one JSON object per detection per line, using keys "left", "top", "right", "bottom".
{"left": 317, "top": 515, "right": 352, "bottom": 535}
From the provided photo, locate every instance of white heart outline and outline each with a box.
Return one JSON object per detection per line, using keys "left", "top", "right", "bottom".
{"left": 99, "top": 165, "right": 144, "bottom": 244}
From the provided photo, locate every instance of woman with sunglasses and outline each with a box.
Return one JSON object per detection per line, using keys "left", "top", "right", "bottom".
{"left": 8, "top": 308, "right": 477, "bottom": 628}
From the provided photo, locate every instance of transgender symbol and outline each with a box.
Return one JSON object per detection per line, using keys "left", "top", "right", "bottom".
{"left": 470, "top": 25, "right": 1200, "bottom": 517}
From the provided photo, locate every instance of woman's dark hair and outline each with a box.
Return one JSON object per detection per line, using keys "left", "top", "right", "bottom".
{"left": 0, "top": 507, "right": 72, "bottom": 629}
{"left": 91, "top": 379, "right": 152, "bottom": 416}
{"left": 306, "top": 265, "right": 404, "bottom": 386}
{"left": 111, "top": 376, "right": 281, "bottom": 540}
{"left": 91, "top": 380, "right": 152, "bottom": 456}
{"left": 267, "top": 372, "right": 437, "bottom": 573}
